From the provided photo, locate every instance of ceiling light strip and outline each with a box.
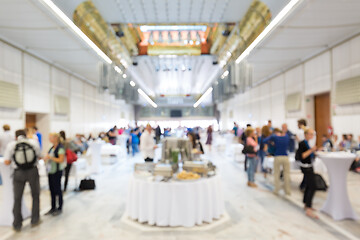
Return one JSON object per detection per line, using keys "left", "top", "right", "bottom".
{"left": 39, "top": 0, "right": 112, "bottom": 64}
{"left": 235, "top": 0, "right": 302, "bottom": 64}
{"left": 138, "top": 89, "right": 157, "bottom": 108}
{"left": 193, "top": 87, "right": 213, "bottom": 108}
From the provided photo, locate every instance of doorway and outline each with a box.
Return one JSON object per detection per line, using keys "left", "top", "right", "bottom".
{"left": 25, "top": 113, "right": 36, "bottom": 129}
{"left": 314, "top": 92, "right": 331, "bottom": 147}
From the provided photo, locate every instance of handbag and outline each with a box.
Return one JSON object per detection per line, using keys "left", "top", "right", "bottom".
{"left": 79, "top": 178, "right": 96, "bottom": 190}
{"left": 314, "top": 174, "right": 328, "bottom": 191}
{"left": 66, "top": 149, "right": 78, "bottom": 164}
{"left": 242, "top": 145, "right": 255, "bottom": 154}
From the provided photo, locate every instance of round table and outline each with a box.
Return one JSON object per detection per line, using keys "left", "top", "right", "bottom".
{"left": 317, "top": 152, "right": 358, "bottom": 220}
{"left": 0, "top": 157, "right": 31, "bottom": 226}
{"left": 126, "top": 175, "right": 224, "bottom": 227}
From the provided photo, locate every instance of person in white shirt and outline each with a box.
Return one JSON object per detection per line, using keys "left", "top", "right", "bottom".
{"left": 140, "top": 124, "right": 157, "bottom": 162}
{"left": 0, "top": 124, "right": 14, "bottom": 156}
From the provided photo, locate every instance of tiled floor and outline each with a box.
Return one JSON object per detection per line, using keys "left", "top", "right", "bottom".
{"left": 0, "top": 145, "right": 359, "bottom": 240}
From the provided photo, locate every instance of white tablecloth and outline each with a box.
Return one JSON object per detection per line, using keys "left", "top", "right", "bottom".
{"left": 0, "top": 157, "right": 31, "bottom": 226}
{"left": 318, "top": 152, "right": 358, "bottom": 220}
{"left": 126, "top": 175, "right": 224, "bottom": 227}
{"left": 88, "top": 142, "right": 103, "bottom": 174}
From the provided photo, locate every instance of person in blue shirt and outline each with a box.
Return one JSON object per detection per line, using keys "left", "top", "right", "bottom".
{"left": 34, "top": 126, "right": 42, "bottom": 150}
{"left": 263, "top": 128, "right": 291, "bottom": 196}
{"left": 282, "top": 124, "right": 295, "bottom": 153}
{"left": 130, "top": 129, "right": 140, "bottom": 156}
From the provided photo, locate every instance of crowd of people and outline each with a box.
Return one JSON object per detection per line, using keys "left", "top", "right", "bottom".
{"left": 234, "top": 119, "right": 360, "bottom": 219}
{"left": 1, "top": 120, "right": 360, "bottom": 230}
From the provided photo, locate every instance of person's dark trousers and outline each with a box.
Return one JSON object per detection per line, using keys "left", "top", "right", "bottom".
{"left": 48, "top": 171, "right": 63, "bottom": 210}
{"left": 299, "top": 175, "right": 307, "bottom": 190}
{"left": 63, "top": 163, "right": 72, "bottom": 192}
{"left": 244, "top": 155, "right": 248, "bottom": 171}
{"left": 144, "top": 157, "right": 153, "bottom": 162}
{"left": 301, "top": 167, "right": 316, "bottom": 208}
{"left": 13, "top": 167, "right": 40, "bottom": 229}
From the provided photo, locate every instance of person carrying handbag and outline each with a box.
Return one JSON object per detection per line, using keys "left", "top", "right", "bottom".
{"left": 60, "top": 131, "right": 78, "bottom": 192}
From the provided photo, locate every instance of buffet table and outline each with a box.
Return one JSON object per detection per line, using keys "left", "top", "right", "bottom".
{"left": 317, "top": 152, "right": 358, "bottom": 220}
{"left": 0, "top": 157, "right": 31, "bottom": 226}
{"left": 126, "top": 175, "right": 224, "bottom": 227}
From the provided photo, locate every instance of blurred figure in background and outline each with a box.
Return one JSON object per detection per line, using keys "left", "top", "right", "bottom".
{"left": 155, "top": 125, "right": 162, "bottom": 144}
{"left": 130, "top": 129, "right": 140, "bottom": 156}
{"left": 205, "top": 125, "right": 213, "bottom": 151}
{"left": 245, "top": 127, "right": 258, "bottom": 188}
{"left": 282, "top": 124, "right": 295, "bottom": 153}
{"left": 33, "top": 126, "right": 42, "bottom": 150}
{"left": 107, "top": 126, "right": 118, "bottom": 145}
{"left": 338, "top": 134, "right": 349, "bottom": 151}
{"left": 59, "top": 131, "right": 78, "bottom": 192}
{"left": 258, "top": 125, "right": 271, "bottom": 177}
{"left": 0, "top": 124, "right": 13, "bottom": 157}
{"left": 140, "top": 124, "right": 157, "bottom": 162}
{"left": 322, "top": 134, "right": 333, "bottom": 151}
{"left": 188, "top": 132, "right": 204, "bottom": 154}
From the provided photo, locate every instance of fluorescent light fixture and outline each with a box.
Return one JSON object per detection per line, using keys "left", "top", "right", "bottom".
{"left": 223, "top": 70, "right": 229, "bottom": 77}
{"left": 235, "top": 0, "right": 301, "bottom": 64}
{"left": 122, "top": 74, "right": 127, "bottom": 78}
{"left": 193, "top": 87, "right": 213, "bottom": 108}
{"left": 130, "top": 81, "right": 136, "bottom": 87}
{"left": 138, "top": 89, "right": 157, "bottom": 108}
{"left": 39, "top": 0, "right": 112, "bottom": 64}
{"left": 114, "top": 66, "right": 122, "bottom": 74}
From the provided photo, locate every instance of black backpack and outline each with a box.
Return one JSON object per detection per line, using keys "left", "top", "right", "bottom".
{"left": 295, "top": 148, "right": 302, "bottom": 162}
{"left": 13, "top": 142, "right": 37, "bottom": 170}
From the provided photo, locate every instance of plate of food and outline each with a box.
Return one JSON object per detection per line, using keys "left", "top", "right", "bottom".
{"left": 175, "top": 170, "right": 201, "bottom": 181}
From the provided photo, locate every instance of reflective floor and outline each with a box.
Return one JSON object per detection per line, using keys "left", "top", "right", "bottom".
{"left": 0, "top": 144, "right": 359, "bottom": 240}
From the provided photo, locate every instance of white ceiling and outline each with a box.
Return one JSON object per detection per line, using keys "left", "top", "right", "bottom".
{"left": 132, "top": 55, "right": 218, "bottom": 95}
{"left": 0, "top": 0, "right": 101, "bottom": 83}
{"left": 89, "top": 0, "right": 288, "bottom": 24}
{"left": 248, "top": 0, "right": 360, "bottom": 84}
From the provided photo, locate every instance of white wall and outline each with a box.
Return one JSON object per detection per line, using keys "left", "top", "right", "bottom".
{"left": 218, "top": 34, "right": 360, "bottom": 138}
{"left": 0, "top": 40, "right": 134, "bottom": 140}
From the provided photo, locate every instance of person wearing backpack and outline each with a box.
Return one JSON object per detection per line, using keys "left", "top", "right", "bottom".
{"left": 296, "top": 128, "right": 320, "bottom": 219}
{"left": 4, "top": 129, "right": 41, "bottom": 232}
{"left": 44, "top": 133, "right": 66, "bottom": 216}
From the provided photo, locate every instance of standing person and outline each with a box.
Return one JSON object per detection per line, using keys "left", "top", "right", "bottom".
{"left": 107, "top": 126, "right": 117, "bottom": 145}
{"left": 44, "top": 133, "right": 66, "bottom": 216}
{"left": 33, "top": 126, "right": 42, "bottom": 150}
{"left": 263, "top": 127, "right": 291, "bottom": 196}
{"left": 241, "top": 124, "right": 252, "bottom": 171}
{"left": 268, "top": 120, "right": 274, "bottom": 132}
{"left": 140, "top": 124, "right": 157, "bottom": 162}
{"left": 297, "top": 128, "right": 319, "bottom": 219}
{"left": 245, "top": 127, "right": 258, "bottom": 187}
{"left": 155, "top": 125, "right": 162, "bottom": 144}
{"left": 205, "top": 125, "right": 213, "bottom": 151}
{"left": 59, "top": 131, "right": 77, "bottom": 192}
{"left": 232, "top": 122, "right": 238, "bottom": 137}
{"left": 258, "top": 125, "right": 271, "bottom": 177}
{"left": 4, "top": 129, "right": 41, "bottom": 231}
{"left": 296, "top": 119, "right": 307, "bottom": 191}
{"left": 0, "top": 124, "right": 14, "bottom": 157}
{"left": 130, "top": 129, "right": 140, "bottom": 156}
{"left": 282, "top": 124, "right": 295, "bottom": 153}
